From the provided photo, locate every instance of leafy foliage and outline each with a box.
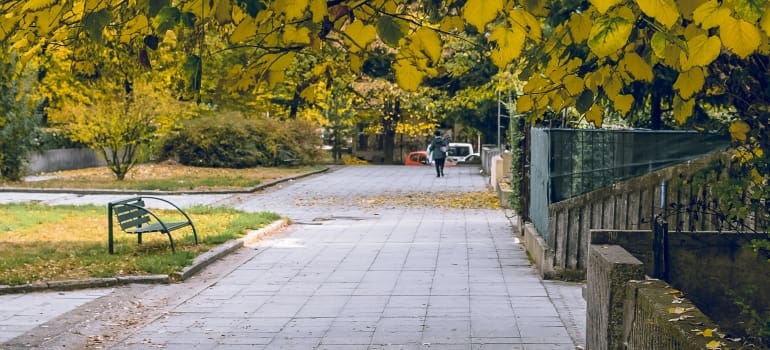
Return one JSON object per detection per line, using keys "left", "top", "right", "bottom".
{"left": 0, "top": 52, "right": 41, "bottom": 181}
{"left": 50, "top": 81, "right": 193, "bottom": 180}
{"left": 161, "top": 111, "right": 323, "bottom": 167}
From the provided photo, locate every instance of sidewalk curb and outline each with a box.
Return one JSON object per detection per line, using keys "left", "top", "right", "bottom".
{"left": 172, "top": 218, "right": 289, "bottom": 281}
{"left": 0, "top": 219, "right": 290, "bottom": 295}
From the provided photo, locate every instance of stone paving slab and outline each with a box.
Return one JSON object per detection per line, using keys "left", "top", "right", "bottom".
{"left": 0, "top": 165, "right": 586, "bottom": 349}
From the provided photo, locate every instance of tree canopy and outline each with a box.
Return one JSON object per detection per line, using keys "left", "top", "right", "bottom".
{"left": 3, "top": 0, "right": 770, "bottom": 150}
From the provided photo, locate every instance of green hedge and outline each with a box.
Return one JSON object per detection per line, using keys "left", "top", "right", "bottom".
{"left": 161, "top": 112, "right": 323, "bottom": 168}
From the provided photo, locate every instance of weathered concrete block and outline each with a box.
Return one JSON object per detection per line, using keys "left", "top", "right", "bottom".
{"left": 587, "top": 244, "right": 644, "bottom": 350}
{"left": 623, "top": 279, "right": 744, "bottom": 350}
{"left": 523, "top": 222, "right": 554, "bottom": 278}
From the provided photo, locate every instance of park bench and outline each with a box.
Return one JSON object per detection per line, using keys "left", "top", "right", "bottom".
{"left": 278, "top": 148, "right": 299, "bottom": 166}
{"left": 107, "top": 196, "right": 198, "bottom": 254}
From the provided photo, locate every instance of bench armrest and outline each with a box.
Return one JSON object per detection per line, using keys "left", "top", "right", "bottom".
{"left": 138, "top": 196, "right": 195, "bottom": 225}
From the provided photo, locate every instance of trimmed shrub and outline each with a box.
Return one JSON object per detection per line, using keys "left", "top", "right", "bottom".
{"left": 161, "top": 111, "right": 323, "bottom": 168}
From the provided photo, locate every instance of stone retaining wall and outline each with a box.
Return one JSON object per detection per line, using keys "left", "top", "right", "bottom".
{"left": 587, "top": 243, "right": 755, "bottom": 350}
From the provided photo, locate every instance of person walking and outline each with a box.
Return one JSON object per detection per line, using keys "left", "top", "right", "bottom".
{"left": 428, "top": 130, "right": 448, "bottom": 177}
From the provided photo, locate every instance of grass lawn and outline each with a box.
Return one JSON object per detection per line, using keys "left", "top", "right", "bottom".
{"left": 0, "top": 202, "right": 280, "bottom": 286}
{"left": 0, "top": 162, "right": 322, "bottom": 191}
{"left": 0, "top": 163, "right": 313, "bottom": 286}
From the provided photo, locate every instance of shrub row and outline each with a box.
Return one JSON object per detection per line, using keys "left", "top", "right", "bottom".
{"left": 160, "top": 112, "right": 323, "bottom": 168}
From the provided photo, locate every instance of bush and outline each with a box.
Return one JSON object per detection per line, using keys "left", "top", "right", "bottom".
{"left": 0, "top": 54, "right": 40, "bottom": 181}
{"left": 161, "top": 111, "right": 324, "bottom": 168}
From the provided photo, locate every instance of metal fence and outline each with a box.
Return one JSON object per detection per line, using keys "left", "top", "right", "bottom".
{"left": 528, "top": 128, "right": 730, "bottom": 239}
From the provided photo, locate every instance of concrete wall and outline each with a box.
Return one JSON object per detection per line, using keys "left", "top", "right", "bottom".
{"left": 590, "top": 230, "right": 769, "bottom": 348}
{"left": 586, "top": 244, "right": 644, "bottom": 350}
{"left": 522, "top": 222, "right": 554, "bottom": 278}
{"left": 587, "top": 243, "right": 749, "bottom": 350}
{"left": 24, "top": 148, "right": 106, "bottom": 175}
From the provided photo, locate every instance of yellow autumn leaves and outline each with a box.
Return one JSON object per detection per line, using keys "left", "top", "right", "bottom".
{"left": 294, "top": 191, "right": 502, "bottom": 210}
{"left": 513, "top": 0, "right": 770, "bottom": 130}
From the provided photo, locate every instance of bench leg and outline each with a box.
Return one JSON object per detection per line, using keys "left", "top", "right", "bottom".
{"left": 166, "top": 232, "right": 176, "bottom": 253}
{"left": 137, "top": 233, "right": 142, "bottom": 245}
{"left": 191, "top": 223, "right": 199, "bottom": 245}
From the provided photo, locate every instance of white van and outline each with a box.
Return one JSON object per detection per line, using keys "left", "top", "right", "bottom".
{"left": 426, "top": 141, "right": 478, "bottom": 163}
{"left": 447, "top": 143, "right": 477, "bottom": 163}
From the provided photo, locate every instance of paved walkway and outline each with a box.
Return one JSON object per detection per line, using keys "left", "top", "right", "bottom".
{"left": 0, "top": 165, "right": 585, "bottom": 349}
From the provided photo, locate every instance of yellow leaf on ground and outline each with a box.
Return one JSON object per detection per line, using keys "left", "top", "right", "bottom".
{"left": 637, "top": 0, "right": 680, "bottom": 27}
{"left": 462, "top": 0, "right": 504, "bottom": 31}
{"left": 693, "top": 0, "right": 731, "bottom": 30}
{"left": 705, "top": 340, "right": 722, "bottom": 349}
{"left": 673, "top": 96, "right": 694, "bottom": 124}
{"left": 349, "top": 54, "right": 363, "bottom": 73}
{"left": 702, "top": 328, "right": 714, "bottom": 337}
{"left": 720, "top": 17, "right": 761, "bottom": 58}
{"left": 729, "top": 120, "right": 750, "bottom": 142}
{"left": 668, "top": 306, "right": 687, "bottom": 314}
{"left": 674, "top": 67, "right": 705, "bottom": 99}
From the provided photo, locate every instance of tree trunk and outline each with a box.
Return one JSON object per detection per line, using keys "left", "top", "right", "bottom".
{"left": 650, "top": 85, "right": 662, "bottom": 130}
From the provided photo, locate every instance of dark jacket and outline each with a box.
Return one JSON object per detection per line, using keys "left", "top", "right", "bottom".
{"left": 429, "top": 136, "right": 448, "bottom": 159}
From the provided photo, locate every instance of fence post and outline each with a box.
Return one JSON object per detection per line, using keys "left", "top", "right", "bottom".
{"left": 652, "top": 215, "right": 669, "bottom": 280}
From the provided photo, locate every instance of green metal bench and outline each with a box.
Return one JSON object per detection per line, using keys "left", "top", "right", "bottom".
{"left": 107, "top": 196, "right": 198, "bottom": 254}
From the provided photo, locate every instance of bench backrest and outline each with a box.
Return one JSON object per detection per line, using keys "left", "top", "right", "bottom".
{"left": 111, "top": 198, "right": 151, "bottom": 230}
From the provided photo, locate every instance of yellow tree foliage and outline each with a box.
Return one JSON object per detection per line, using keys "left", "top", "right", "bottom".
{"left": 3, "top": 0, "right": 770, "bottom": 136}
{"left": 49, "top": 81, "right": 194, "bottom": 180}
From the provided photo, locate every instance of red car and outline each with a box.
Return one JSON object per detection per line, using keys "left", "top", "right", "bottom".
{"left": 404, "top": 151, "right": 457, "bottom": 167}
